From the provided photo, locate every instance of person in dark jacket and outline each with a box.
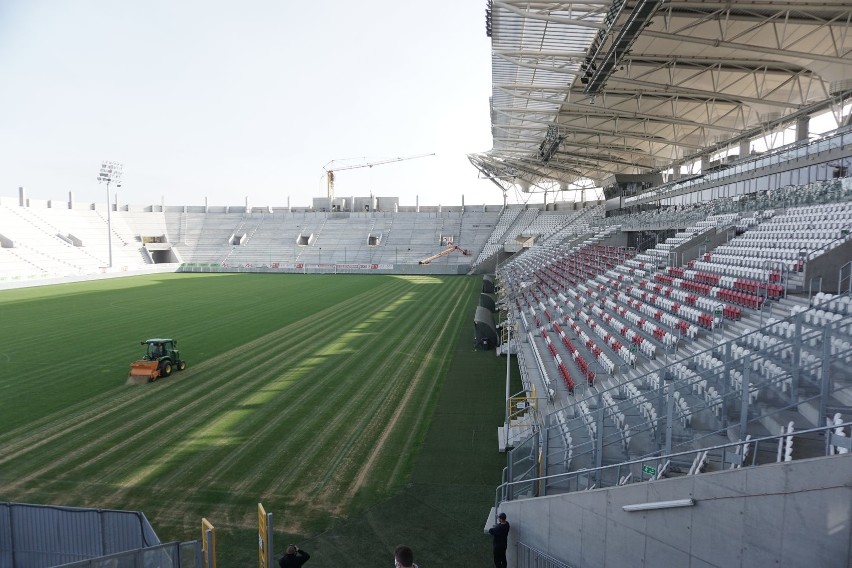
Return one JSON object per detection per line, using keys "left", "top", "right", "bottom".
{"left": 279, "top": 544, "right": 310, "bottom": 567}
{"left": 488, "top": 512, "right": 510, "bottom": 568}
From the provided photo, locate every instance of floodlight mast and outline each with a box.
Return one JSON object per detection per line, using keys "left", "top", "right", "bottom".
{"left": 97, "top": 161, "right": 123, "bottom": 268}
{"left": 323, "top": 153, "right": 435, "bottom": 205}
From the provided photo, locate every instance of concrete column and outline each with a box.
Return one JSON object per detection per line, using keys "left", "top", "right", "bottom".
{"left": 700, "top": 155, "right": 710, "bottom": 173}
{"left": 796, "top": 116, "right": 810, "bottom": 142}
{"left": 18, "top": 186, "right": 26, "bottom": 207}
{"left": 68, "top": 191, "right": 74, "bottom": 210}
{"left": 461, "top": 194, "right": 465, "bottom": 212}
{"left": 416, "top": 195, "right": 420, "bottom": 213}
{"left": 739, "top": 139, "right": 751, "bottom": 159}
{"left": 204, "top": 196, "right": 209, "bottom": 213}
{"left": 245, "top": 196, "right": 249, "bottom": 213}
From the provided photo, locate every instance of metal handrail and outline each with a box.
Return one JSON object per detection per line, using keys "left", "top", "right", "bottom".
{"left": 516, "top": 542, "right": 573, "bottom": 568}
{"left": 495, "top": 421, "right": 851, "bottom": 509}
{"left": 803, "top": 223, "right": 852, "bottom": 262}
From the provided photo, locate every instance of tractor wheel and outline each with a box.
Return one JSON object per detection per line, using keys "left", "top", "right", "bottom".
{"left": 178, "top": 360, "right": 187, "bottom": 371}
{"left": 161, "top": 362, "right": 173, "bottom": 378}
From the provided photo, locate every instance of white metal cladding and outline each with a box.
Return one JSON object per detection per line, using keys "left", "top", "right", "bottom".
{"left": 0, "top": 503, "right": 160, "bottom": 568}
{"left": 473, "top": 0, "right": 852, "bottom": 191}
{"left": 0, "top": 504, "right": 10, "bottom": 568}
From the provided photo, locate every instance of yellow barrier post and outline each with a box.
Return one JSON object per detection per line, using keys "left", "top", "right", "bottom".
{"left": 201, "top": 518, "right": 216, "bottom": 568}
{"left": 258, "top": 503, "right": 273, "bottom": 568}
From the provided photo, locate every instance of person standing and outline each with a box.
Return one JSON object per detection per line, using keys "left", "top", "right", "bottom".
{"left": 489, "top": 512, "right": 510, "bottom": 568}
{"left": 394, "top": 544, "right": 418, "bottom": 568}
{"left": 279, "top": 544, "right": 310, "bottom": 568}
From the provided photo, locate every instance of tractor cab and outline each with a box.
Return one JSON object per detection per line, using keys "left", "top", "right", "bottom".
{"left": 145, "top": 339, "right": 175, "bottom": 361}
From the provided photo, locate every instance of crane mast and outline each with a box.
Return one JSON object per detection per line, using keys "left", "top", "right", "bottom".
{"left": 323, "top": 153, "right": 435, "bottom": 204}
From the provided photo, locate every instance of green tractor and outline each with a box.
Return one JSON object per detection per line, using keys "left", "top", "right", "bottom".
{"left": 127, "top": 338, "right": 187, "bottom": 384}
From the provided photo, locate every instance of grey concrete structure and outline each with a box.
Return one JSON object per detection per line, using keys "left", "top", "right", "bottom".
{"left": 497, "top": 453, "right": 852, "bottom": 568}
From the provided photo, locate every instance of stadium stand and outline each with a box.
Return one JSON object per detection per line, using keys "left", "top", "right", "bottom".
{"left": 0, "top": 205, "right": 510, "bottom": 282}
{"left": 4, "top": 1, "right": 852, "bottom": 564}
{"left": 491, "top": 180, "right": 852, "bottom": 566}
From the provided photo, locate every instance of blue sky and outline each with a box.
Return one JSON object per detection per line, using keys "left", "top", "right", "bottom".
{"left": 0, "top": 0, "right": 502, "bottom": 207}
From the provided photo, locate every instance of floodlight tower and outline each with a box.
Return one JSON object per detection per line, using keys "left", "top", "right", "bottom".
{"left": 97, "top": 161, "right": 123, "bottom": 268}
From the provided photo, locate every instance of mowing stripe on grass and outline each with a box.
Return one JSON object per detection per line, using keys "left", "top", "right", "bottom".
{"left": 5, "top": 278, "right": 413, "bottom": 496}
{"left": 0, "top": 273, "right": 479, "bottom": 537}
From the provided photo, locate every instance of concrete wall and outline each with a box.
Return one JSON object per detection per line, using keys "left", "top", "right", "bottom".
{"left": 804, "top": 239, "right": 852, "bottom": 293}
{"left": 498, "top": 453, "right": 852, "bottom": 568}
{"left": 679, "top": 226, "right": 734, "bottom": 265}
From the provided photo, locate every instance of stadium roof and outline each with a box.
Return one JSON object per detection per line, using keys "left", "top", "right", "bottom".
{"left": 469, "top": 0, "right": 852, "bottom": 194}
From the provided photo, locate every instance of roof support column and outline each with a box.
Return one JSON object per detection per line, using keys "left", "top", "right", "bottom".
{"left": 796, "top": 116, "right": 810, "bottom": 143}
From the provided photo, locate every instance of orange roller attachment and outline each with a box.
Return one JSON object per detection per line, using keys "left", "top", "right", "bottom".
{"left": 127, "top": 360, "right": 160, "bottom": 385}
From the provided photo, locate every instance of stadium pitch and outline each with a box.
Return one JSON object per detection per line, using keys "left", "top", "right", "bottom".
{"left": 0, "top": 273, "right": 512, "bottom": 565}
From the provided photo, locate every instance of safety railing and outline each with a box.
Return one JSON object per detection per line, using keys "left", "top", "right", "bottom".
{"left": 516, "top": 542, "right": 574, "bottom": 568}
{"left": 496, "top": 420, "right": 851, "bottom": 510}
{"left": 55, "top": 541, "right": 203, "bottom": 568}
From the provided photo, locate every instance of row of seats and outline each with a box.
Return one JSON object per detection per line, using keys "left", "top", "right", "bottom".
{"left": 554, "top": 410, "right": 574, "bottom": 468}
{"left": 811, "top": 292, "right": 852, "bottom": 314}
{"left": 562, "top": 318, "right": 609, "bottom": 382}
{"left": 543, "top": 332, "right": 576, "bottom": 394}
{"left": 621, "top": 382, "right": 660, "bottom": 436}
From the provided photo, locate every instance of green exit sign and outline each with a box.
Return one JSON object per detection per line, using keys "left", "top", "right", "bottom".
{"left": 642, "top": 465, "right": 657, "bottom": 476}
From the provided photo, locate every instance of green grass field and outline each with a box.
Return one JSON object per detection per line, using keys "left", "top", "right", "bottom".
{"left": 0, "top": 273, "right": 515, "bottom": 566}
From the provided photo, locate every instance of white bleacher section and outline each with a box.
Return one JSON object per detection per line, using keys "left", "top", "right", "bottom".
{"left": 0, "top": 204, "right": 150, "bottom": 278}
{"left": 472, "top": 207, "right": 522, "bottom": 268}
{"left": 498, "top": 187, "right": 852, "bottom": 499}
{"left": 471, "top": 206, "right": 602, "bottom": 271}
{"left": 163, "top": 210, "right": 500, "bottom": 268}
{"left": 0, "top": 204, "right": 504, "bottom": 279}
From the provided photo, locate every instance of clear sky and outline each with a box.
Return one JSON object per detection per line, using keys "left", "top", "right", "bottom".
{"left": 0, "top": 0, "right": 508, "bottom": 208}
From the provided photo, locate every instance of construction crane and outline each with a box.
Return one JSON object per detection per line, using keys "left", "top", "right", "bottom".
{"left": 323, "top": 153, "right": 435, "bottom": 204}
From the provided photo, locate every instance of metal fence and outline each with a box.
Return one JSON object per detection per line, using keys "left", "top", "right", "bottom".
{"left": 516, "top": 542, "right": 573, "bottom": 568}
{"left": 0, "top": 503, "right": 206, "bottom": 568}
{"left": 54, "top": 541, "right": 202, "bottom": 568}
{"left": 0, "top": 503, "right": 162, "bottom": 568}
{"left": 498, "top": 421, "right": 851, "bottom": 507}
